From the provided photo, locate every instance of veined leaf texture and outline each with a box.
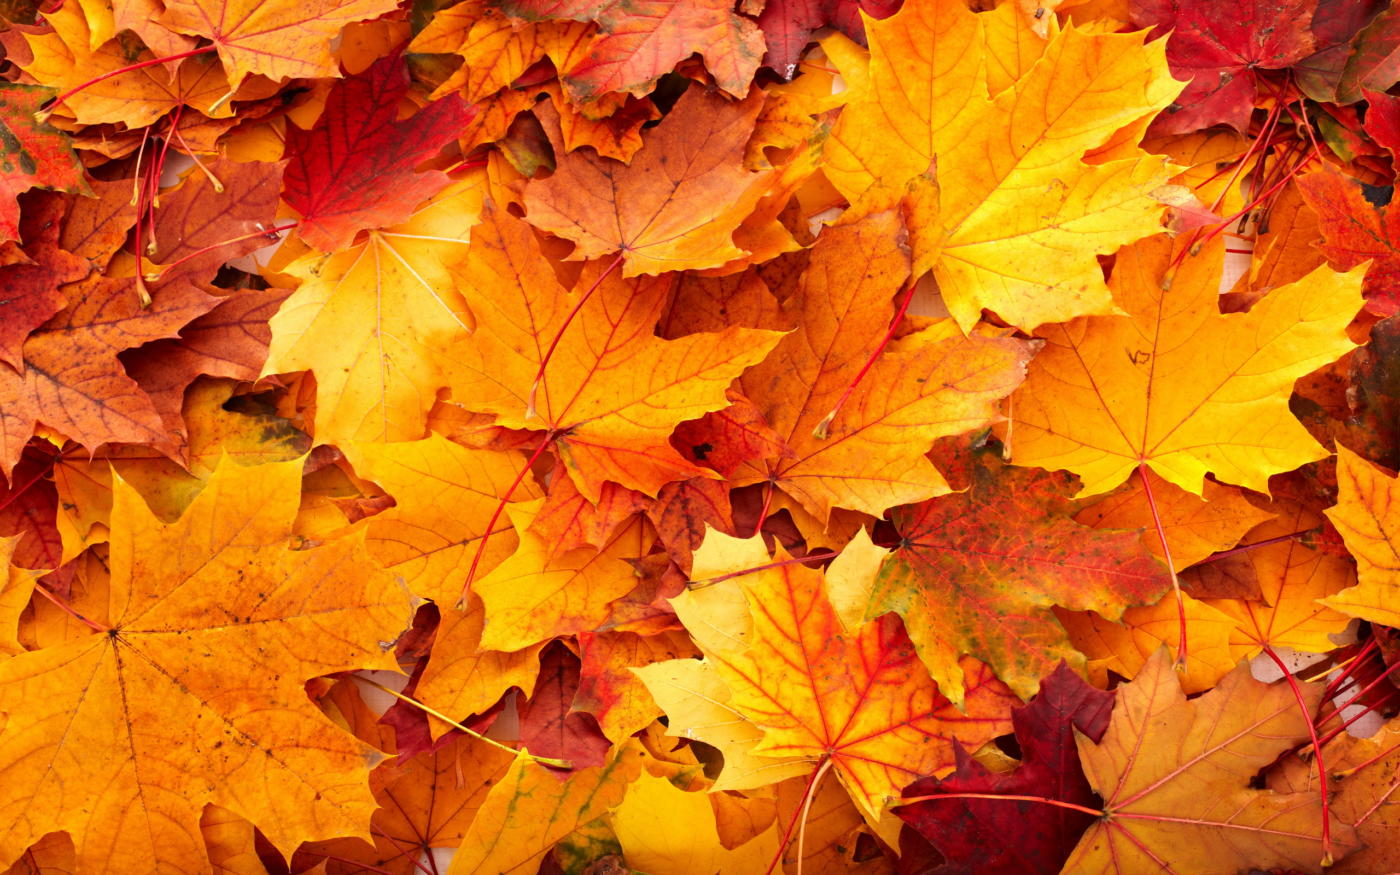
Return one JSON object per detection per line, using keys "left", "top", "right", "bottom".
{"left": 0, "top": 0, "right": 1397, "bottom": 871}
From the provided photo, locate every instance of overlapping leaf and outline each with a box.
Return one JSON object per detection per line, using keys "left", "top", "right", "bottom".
{"left": 1064, "top": 650, "right": 1356, "bottom": 872}
{"left": 448, "top": 201, "right": 784, "bottom": 500}
{"left": 282, "top": 52, "right": 471, "bottom": 252}
{"left": 869, "top": 450, "right": 1171, "bottom": 702}
{"left": 826, "top": 0, "right": 1181, "bottom": 330}
{"left": 1011, "top": 234, "right": 1364, "bottom": 497}
{"left": 642, "top": 531, "right": 1016, "bottom": 827}
{"left": 0, "top": 457, "right": 413, "bottom": 872}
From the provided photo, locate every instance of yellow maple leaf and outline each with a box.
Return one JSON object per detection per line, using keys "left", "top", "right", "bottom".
{"left": 826, "top": 0, "right": 1181, "bottom": 330}
{"left": 263, "top": 179, "right": 483, "bottom": 446}
{"left": 612, "top": 771, "right": 781, "bottom": 874}
{"left": 1011, "top": 235, "right": 1364, "bottom": 498}
{"left": 1321, "top": 446, "right": 1400, "bottom": 625}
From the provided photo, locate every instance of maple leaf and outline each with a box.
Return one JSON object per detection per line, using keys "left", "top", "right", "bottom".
{"left": 0, "top": 457, "right": 414, "bottom": 872}
{"left": 448, "top": 201, "right": 784, "bottom": 500}
{"left": 1010, "top": 234, "right": 1364, "bottom": 498}
{"left": 122, "top": 288, "right": 292, "bottom": 453}
{"left": 516, "top": 641, "right": 613, "bottom": 769}
{"left": 503, "top": 0, "right": 765, "bottom": 99}
{"left": 898, "top": 663, "right": 1114, "bottom": 875}
{"left": 1060, "top": 591, "right": 1253, "bottom": 694}
{"left": 0, "top": 446, "right": 65, "bottom": 570}
{"left": 524, "top": 87, "right": 775, "bottom": 277}
{"left": 1298, "top": 0, "right": 1400, "bottom": 104}
{"left": 612, "top": 770, "right": 781, "bottom": 872}
{"left": 575, "top": 629, "right": 699, "bottom": 743}
{"left": 0, "top": 274, "right": 218, "bottom": 480}
{"left": 0, "top": 194, "right": 89, "bottom": 371}
{"left": 298, "top": 731, "right": 516, "bottom": 875}
{"left": 445, "top": 742, "right": 643, "bottom": 875}
{"left": 528, "top": 476, "right": 646, "bottom": 560}
{"left": 0, "top": 84, "right": 88, "bottom": 243}
{"left": 726, "top": 211, "right": 1034, "bottom": 522}
{"left": 282, "top": 52, "right": 472, "bottom": 252}
{"left": 1076, "top": 472, "right": 1275, "bottom": 571}
{"left": 1269, "top": 714, "right": 1400, "bottom": 874}
{"left": 1321, "top": 445, "right": 1400, "bottom": 625}
{"left": 868, "top": 450, "right": 1171, "bottom": 703}
{"left": 262, "top": 178, "right": 481, "bottom": 446}
{"left": 1131, "top": 0, "right": 1317, "bottom": 134}
{"left": 756, "top": 0, "right": 899, "bottom": 79}
{"left": 641, "top": 531, "right": 1016, "bottom": 827}
{"left": 825, "top": 0, "right": 1181, "bottom": 330}
{"left": 15, "top": 0, "right": 1400, "bottom": 868}
{"left": 669, "top": 389, "right": 789, "bottom": 479}
{"left": 412, "top": 594, "right": 545, "bottom": 736}
{"left": 0, "top": 535, "right": 42, "bottom": 654}
{"left": 1204, "top": 506, "right": 1356, "bottom": 655}
{"left": 1064, "top": 650, "right": 1357, "bottom": 872}
{"left": 473, "top": 500, "right": 650, "bottom": 652}
{"left": 9, "top": 5, "right": 182, "bottom": 127}
{"left": 147, "top": 157, "right": 283, "bottom": 288}
{"left": 1297, "top": 164, "right": 1400, "bottom": 317}
{"left": 157, "top": 0, "right": 399, "bottom": 89}
{"left": 342, "top": 433, "right": 543, "bottom": 603}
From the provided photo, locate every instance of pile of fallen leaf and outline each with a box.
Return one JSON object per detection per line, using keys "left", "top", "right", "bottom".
{"left": 3, "top": 0, "right": 1400, "bottom": 871}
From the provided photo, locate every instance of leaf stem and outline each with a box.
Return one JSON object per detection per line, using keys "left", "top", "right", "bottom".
{"left": 766, "top": 756, "right": 832, "bottom": 875}
{"left": 454, "top": 429, "right": 558, "bottom": 609}
{"left": 144, "top": 222, "right": 298, "bottom": 281}
{"left": 893, "top": 791, "right": 1103, "bottom": 817}
{"left": 39, "top": 44, "right": 216, "bottom": 119}
{"left": 813, "top": 279, "right": 917, "bottom": 440}
{"left": 445, "top": 156, "right": 489, "bottom": 175}
{"left": 1260, "top": 645, "right": 1332, "bottom": 866}
{"left": 1196, "top": 529, "right": 1313, "bottom": 564}
{"left": 1317, "top": 639, "right": 1377, "bottom": 696}
{"left": 752, "top": 477, "right": 776, "bottom": 538}
{"left": 686, "top": 550, "right": 836, "bottom": 590}
{"left": 1316, "top": 655, "right": 1400, "bottom": 743}
{"left": 354, "top": 675, "right": 572, "bottom": 769}
{"left": 796, "top": 757, "right": 833, "bottom": 875}
{"left": 1335, "top": 738, "right": 1400, "bottom": 780}
{"left": 526, "top": 252, "right": 625, "bottom": 419}
{"left": 1136, "top": 463, "right": 1187, "bottom": 668}
{"left": 33, "top": 582, "right": 106, "bottom": 633}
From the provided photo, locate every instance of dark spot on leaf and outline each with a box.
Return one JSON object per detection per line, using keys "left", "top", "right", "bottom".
{"left": 1362, "top": 183, "right": 1393, "bottom": 208}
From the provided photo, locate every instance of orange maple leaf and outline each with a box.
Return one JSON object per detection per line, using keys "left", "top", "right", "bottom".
{"left": 0, "top": 457, "right": 413, "bottom": 872}
{"left": 157, "top": 0, "right": 399, "bottom": 89}
{"left": 1065, "top": 650, "right": 1357, "bottom": 872}
{"left": 502, "top": 0, "right": 765, "bottom": 99}
{"left": 0, "top": 275, "right": 218, "bottom": 480}
{"left": 1010, "top": 235, "right": 1364, "bottom": 498}
{"left": 524, "top": 87, "right": 775, "bottom": 277}
{"left": 640, "top": 531, "right": 1016, "bottom": 828}
{"left": 449, "top": 202, "right": 784, "bottom": 500}
{"left": 729, "top": 211, "right": 1034, "bottom": 522}
{"left": 825, "top": 0, "right": 1181, "bottom": 330}
{"left": 1321, "top": 446, "right": 1400, "bottom": 626}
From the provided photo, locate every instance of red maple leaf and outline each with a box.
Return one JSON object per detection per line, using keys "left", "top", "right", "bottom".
{"left": 897, "top": 663, "right": 1114, "bottom": 875}
{"left": 282, "top": 50, "right": 473, "bottom": 252}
